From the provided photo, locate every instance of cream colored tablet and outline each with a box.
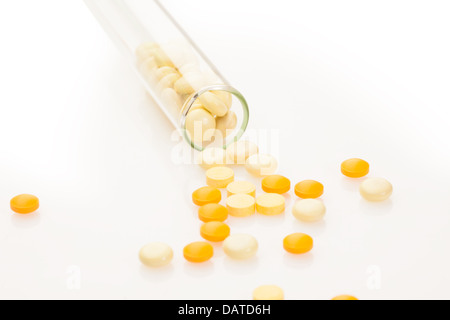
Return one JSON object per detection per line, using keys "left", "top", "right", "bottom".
{"left": 292, "top": 199, "right": 326, "bottom": 222}
{"left": 157, "top": 72, "right": 181, "bottom": 91}
{"left": 174, "top": 72, "right": 206, "bottom": 95}
{"left": 206, "top": 166, "right": 235, "bottom": 188}
{"left": 139, "top": 242, "right": 173, "bottom": 268}
{"left": 199, "top": 92, "right": 228, "bottom": 117}
{"left": 152, "top": 47, "right": 174, "bottom": 68}
{"left": 161, "top": 88, "right": 182, "bottom": 109}
{"left": 185, "top": 109, "right": 216, "bottom": 144}
{"left": 360, "top": 178, "right": 393, "bottom": 202}
{"left": 226, "top": 194, "right": 256, "bottom": 217}
{"left": 253, "top": 285, "right": 284, "bottom": 300}
{"left": 213, "top": 91, "right": 233, "bottom": 109}
{"left": 140, "top": 56, "right": 158, "bottom": 76}
{"left": 136, "top": 42, "right": 159, "bottom": 64}
{"left": 190, "top": 102, "right": 205, "bottom": 112}
{"left": 154, "top": 66, "right": 178, "bottom": 81}
{"left": 226, "top": 141, "right": 259, "bottom": 164}
{"left": 256, "top": 193, "right": 285, "bottom": 215}
{"left": 197, "top": 147, "right": 227, "bottom": 169}
{"left": 223, "top": 234, "right": 258, "bottom": 260}
{"left": 245, "top": 154, "right": 278, "bottom": 176}
{"left": 174, "top": 76, "right": 194, "bottom": 95}
{"left": 216, "top": 111, "right": 237, "bottom": 138}
{"left": 227, "top": 181, "right": 256, "bottom": 197}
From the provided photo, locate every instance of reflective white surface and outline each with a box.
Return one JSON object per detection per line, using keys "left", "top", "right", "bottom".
{"left": 0, "top": 0, "right": 450, "bottom": 300}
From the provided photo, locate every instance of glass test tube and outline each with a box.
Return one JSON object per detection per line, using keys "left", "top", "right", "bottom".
{"left": 84, "top": 0, "right": 249, "bottom": 151}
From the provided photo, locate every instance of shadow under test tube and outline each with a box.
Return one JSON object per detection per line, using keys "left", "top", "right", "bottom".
{"left": 84, "top": 0, "right": 249, "bottom": 151}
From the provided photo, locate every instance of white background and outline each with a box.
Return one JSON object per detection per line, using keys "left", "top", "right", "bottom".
{"left": 1, "top": 0, "right": 450, "bottom": 300}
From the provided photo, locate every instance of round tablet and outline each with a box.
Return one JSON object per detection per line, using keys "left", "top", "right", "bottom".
{"left": 192, "top": 187, "right": 222, "bottom": 206}
{"left": 292, "top": 199, "right": 326, "bottom": 222}
{"left": 262, "top": 175, "right": 291, "bottom": 194}
{"left": 226, "top": 194, "right": 256, "bottom": 217}
{"left": 140, "top": 57, "right": 158, "bottom": 78}
{"left": 256, "top": 193, "right": 285, "bottom": 215}
{"left": 216, "top": 111, "right": 237, "bottom": 138}
{"left": 206, "top": 166, "right": 235, "bottom": 189}
{"left": 227, "top": 181, "right": 256, "bottom": 197}
{"left": 10, "top": 194, "right": 39, "bottom": 214}
{"left": 213, "top": 90, "right": 233, "bottom": 109}
{"left": 245, "top": 154, "right": 278, "bottom": 176}
{"left": 136, "top": 42, "right": 160, "bottom": 64}
{"left": 156, "top": 72, "right": 181, "bottom": 91}
{"left": 332, "top": 295, "right": 359, "bottom": 301}
{"left": 174, "top": 76, "right": 194, "bottom": 95}
{"left": 183, "top": 242, "right": 214, "bottom": 263}
{"left": 198, "top": 204, "right": 228, "bottom": 222}
{"left": 223, "top": 234, "right": 258, "bottom": 260}
{"left": 199, "top": 91, "right": 228, "bottom": 117}
{"left": 295, "top": 180, "right": 324, "bottom": 199}
{"left": 359, "top": 178, "right": 393, "bottom": 202}
{"left": 185, "top": 108, "right": 216, "bottom": 145}
{"left": 139, "top": 242, "right": 173, "bottom": 268}
{"left": 198, "top": 147, "right": 227, "bottom": 169}
{"left": 161, "top": 88, "right": 182, "bottom": 109}
{"left": 200, "top": 222, "right": 231, "bottom": 242}
{"left": 154, "top": 66, "right": 178, "bottom": 81}
{"left": 253, "top": 285, "right": 284, "bottom": 300}
{"left": 341, "top": 158, "right": 370, "bottom": 178}
{"left": 283, "top": 233, "right": 313, "bottom": 254}
{"left": 226, "top": 140, "right": 259, "bottom": 164}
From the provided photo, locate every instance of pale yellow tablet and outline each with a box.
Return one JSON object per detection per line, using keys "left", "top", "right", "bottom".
{"left": 185, "top": 109, "right": 216, "bottom": 145}
{"left": 206, "top": 166, "right": 234, "bottom": 188}
{"left": 360, "top": 177, "right": 393, "bottom": 202}
{"left": 245, "top": 154, "right": 278, "bottom": 176}
{"left": 292, "top": 199, "right": 326, "bottom": 222}
{"left": 226, "top": 140, "right": 259, "bottom": 164}
{"left": 226, "top": 194, "right": 256, "bottom": 217}
{"left": 223, "top": 234, "right": 258, "bottom": 260}
{"left": 227, "top": 181, "right": 256, "bottom": 197}
{"left": 253, "top": 285, "right": 284, "bottom": 300}
{"left": 139, "top": 242, "right": 173, "bottom": 268}
{"left": 256, "top": 193, "right": 285, "bottom": 215}
{"left": 199, "top": 92, "right": 228, "bottom": 117}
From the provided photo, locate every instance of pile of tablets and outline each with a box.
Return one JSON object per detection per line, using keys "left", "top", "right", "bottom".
{"left": 136, "top": 42, "right": 238, "bottom": 147}
{"left": 8, "top": 135, "right": 392, "bottom": 300}
{"left": 138, "top": 140, "right": 393, "bottom": 300}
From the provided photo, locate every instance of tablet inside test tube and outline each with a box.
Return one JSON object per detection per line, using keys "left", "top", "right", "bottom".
{"left": 84, "top": 0, "right": 249, "bottom": 150}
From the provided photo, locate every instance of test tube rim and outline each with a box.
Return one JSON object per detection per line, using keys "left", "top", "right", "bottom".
{"left": 180, "top": 85, "right": 250, "bottom": 151}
